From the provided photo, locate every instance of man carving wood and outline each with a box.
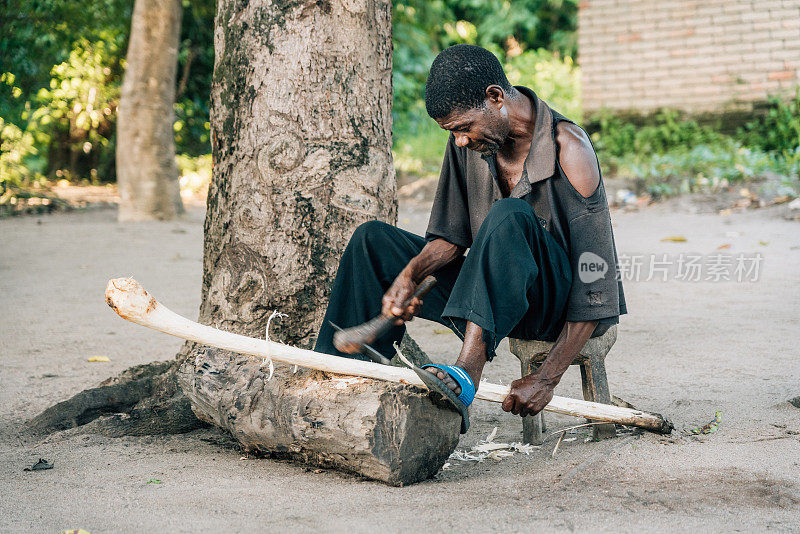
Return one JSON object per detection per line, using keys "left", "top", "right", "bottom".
{"left": 315, "top": 44, "right": 627, "bottom": 423}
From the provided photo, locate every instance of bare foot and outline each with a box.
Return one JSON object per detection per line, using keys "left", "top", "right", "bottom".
{"left": 423, "top": 367, "right": 463, "bottom": 396}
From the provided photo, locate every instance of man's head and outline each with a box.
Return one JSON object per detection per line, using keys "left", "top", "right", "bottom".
{"left": 425, "top": 44, "right": 515, "bottom": 155}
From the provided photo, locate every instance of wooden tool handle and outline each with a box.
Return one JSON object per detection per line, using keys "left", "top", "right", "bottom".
{"left": 407, "top": 275, "right": 437, "bottom": 306}
{"left": 333, "top": 275, "right": 437, "bottom": 354}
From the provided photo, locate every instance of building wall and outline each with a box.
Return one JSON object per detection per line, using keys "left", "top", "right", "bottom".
{"left": 578, "top": 0, "right": 800, "bottom": 114}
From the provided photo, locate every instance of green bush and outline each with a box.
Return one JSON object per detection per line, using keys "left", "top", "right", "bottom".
{"left": 0, "top": 117, "right": 41, "bottom": 196}
{"left": 603, "top": 140, "right": 796, "bottom": 197}
{"left": 589, "top": 89, "right": 800, "bottom": 198}
{"left": 393, "top": 116, "right": 450, "bottom": 180}
{"left": 176, "top": 153, "right": 212, "bottom": 197}
{"left": 505, "top": 49, "right": 581, "bottom": 120}
{"left": 739, "top": 88, "right": 800, "bottom": 154}
{"left": 591, "top": 109, "right": 727, "bottom": 158}
{"left": 29, "top": 38, "right": 121, "bottom": 182}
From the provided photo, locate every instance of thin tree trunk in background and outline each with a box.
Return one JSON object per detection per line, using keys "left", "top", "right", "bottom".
{"left": 116, "top": 0, "right": 184, "bottom": 221}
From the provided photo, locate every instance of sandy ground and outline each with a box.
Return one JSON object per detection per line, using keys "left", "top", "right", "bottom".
{"left": 1, "top": 199, "right": 800, "bottom": 533}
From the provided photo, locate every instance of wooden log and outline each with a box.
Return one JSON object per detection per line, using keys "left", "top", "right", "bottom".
{"left": 177, "top": 348, "right": 460, "bottom": 485}
{"left": 105, "top": 278, "right": 674, "bottom": 436}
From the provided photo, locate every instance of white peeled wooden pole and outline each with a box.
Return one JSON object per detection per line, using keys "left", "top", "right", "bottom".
{"left": 105, "top": 278, "right": 672, "bottom": 434}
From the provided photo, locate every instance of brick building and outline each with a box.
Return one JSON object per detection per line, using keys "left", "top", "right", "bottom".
{"left": 578, "top": 0, "right": 800, "bottom": 115}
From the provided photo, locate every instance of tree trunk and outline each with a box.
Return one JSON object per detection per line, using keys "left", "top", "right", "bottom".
{"left": 204, "top": 0, "right": 396, "bottom": 346}
{"left": 175, "top": 0, "right": 461, "bottom": 485}
{"left": 116, "top": 0, "right": 185, "bottom": 221}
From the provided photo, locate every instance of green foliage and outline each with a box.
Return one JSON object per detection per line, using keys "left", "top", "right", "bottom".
{"left": 0, "top": 0, "right": 214, "bottom": 190}
{"left": 393, "top": 119, "right": 450, "bottom": 179}
{"left": 504, "top": 48, "right": 580, "bottom": 120}
{"left": 739, "top": 89, "right": 800, "bottom": 154}
{"left": 592, "top": 100, "right": 800, "bottom": 198}
{"left": 446, "top": 0, "right": 578, "bottom": 57}
{"left": 604, "top": 141, "right": 796, "bottom": 197}
{"left": 173, "top": 0, "right": 215, "bottom": 157}
{"left": 0, "top": 0, "right": 131, "bottom": 118}
{"left": 176, "top": 153, "right": 212, "bottom": 197}
{"left": 1, "top": 0, "right": 129, "bottom": 184}
{"left": 29, "top": 39, "right": 122, "bottom": 181}
{"left": 590, "top": 110, "right": 727, "bottom": 158}
{"left": 0, "top": 116, "right": 41, "bottom": 195}
{"left": 392, "top": 1, "right": 451, "bottom": 126}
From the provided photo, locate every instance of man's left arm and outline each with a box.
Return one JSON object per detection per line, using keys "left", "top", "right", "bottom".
{"left": 502, "top": 320, "right": 596, "bottom": 416}
{"left": 502, "top": 122, "right": 611, "bottom": 417}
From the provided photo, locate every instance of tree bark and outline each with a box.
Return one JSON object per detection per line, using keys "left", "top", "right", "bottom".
{"left": 116, "top": 0, "right": 185, "bottom": 221}
{"left": 179, "top": 349, "right": 460, "bottom": 486}
{"left": 204, "top": 0, "right": 396, "bottom": 346}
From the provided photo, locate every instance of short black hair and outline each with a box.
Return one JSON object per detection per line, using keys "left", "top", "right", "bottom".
{"left": 425, "top": 44, "right": 513, "bottom": 119}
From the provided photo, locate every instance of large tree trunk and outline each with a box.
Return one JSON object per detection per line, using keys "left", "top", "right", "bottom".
{"left": 176, "top": 0, "right": 465, "bottom": 484}
{"left": 116, "top": 0, "right": 185, "bottom": 221}
{"left": 180, "top": 348, "right": 460, "bottom": 486}
{"left": 204, "top": 0, "right": 396, "bottom": 345}
{"left": 174, "top": 0, "right": 459, "bottom": 486}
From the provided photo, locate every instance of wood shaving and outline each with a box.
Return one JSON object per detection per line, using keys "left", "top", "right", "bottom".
{"left": 487, "top": 450, "right": 515, "bottom": 460}
{"left": 473, "top": 442, "right": 511, "bottom": 453}
{"left": 261, "top": 310, "right": 288, "bottom": 381}
{"left": 392, "top": 342, "right": 413, "bottom": 369}
{"left": 447, "top": 427, "right": 541, "bottom": 465}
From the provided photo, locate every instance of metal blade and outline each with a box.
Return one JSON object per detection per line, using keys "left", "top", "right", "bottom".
{"left": 328, "top": 321, "right": 392, "bottom": 366}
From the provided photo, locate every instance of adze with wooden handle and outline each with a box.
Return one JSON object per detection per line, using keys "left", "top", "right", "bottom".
{"left": 332, "top": 275, "right": 438, "bottom": 359}
{"left": 104, "top": 277, "right": 674, "bottom": 434}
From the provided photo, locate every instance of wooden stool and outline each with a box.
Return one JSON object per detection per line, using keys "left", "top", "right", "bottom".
{"left": 509, "top": 325, "right": 618, "bottom": 445}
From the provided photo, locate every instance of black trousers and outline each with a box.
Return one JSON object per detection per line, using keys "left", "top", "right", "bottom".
{"left": 314, "top": 198, "right": 573, "bottom": 362}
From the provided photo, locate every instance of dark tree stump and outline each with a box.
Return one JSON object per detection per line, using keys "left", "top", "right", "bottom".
{"left": 28, "top": 360, "right": 204, "bottom": 436}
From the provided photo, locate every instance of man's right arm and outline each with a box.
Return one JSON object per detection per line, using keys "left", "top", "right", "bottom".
{"left": 381, "top": 238, "right": 465, "bottom": 322}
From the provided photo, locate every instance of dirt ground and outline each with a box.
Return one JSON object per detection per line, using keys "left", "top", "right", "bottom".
{"left": 1, "top": 198, "right": 799, "bottom": 533}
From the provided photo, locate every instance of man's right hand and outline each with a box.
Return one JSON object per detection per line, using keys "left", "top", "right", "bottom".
{"left": 380, "top": 238, "right": 464, "bottom": 326}
{"left": 382, "top": 272, "right": 423, "bottom": 325}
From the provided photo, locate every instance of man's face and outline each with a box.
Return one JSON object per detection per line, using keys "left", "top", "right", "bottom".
{"left": 435, "top": 99, "right": 510, "bottom": 155}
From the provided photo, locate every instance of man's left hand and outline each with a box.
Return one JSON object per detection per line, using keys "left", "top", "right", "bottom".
{"left": 501, "top": 372, "right": 557, "bottom": 417}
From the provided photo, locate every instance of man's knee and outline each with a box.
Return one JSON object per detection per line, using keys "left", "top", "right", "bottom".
{"left": 481, "top": 198, "right": 534, "bottom": 233}
{"left": 348, "top": 220, "right": 395, "bottom": 251}
{"left": 486, "top": 197, "right": 531, "bottom": 221}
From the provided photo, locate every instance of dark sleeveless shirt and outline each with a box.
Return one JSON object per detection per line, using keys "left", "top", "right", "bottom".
{"left": 425, "top": 86, "right": 627, "bottom": 326}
